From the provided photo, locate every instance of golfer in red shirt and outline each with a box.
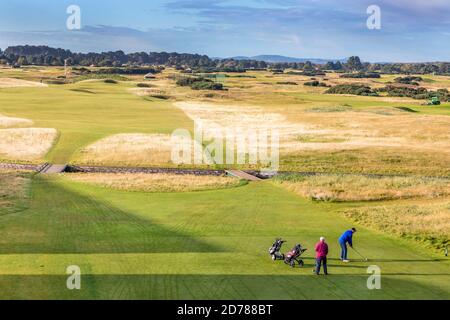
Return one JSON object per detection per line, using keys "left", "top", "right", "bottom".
{"left": 314, "top": 237, "right": 329, "bottom": 275}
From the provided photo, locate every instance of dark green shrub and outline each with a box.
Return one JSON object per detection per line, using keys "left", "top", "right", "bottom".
{"left": 304, "top": 81, "right": 329, "bottom": 87}
{"left": 277, "top": 81, "right": 298, "bottom": 85}
{"left": 137, "top": 83, "right": 152, "bottom": 88}
{"left": 176, "top": 76, "right": 224, "bottom": 90}
{"left": 325, "top": 84, "right": 377, "bottom": 96}
{"left": 381, "top": 85, "right": 450, "bottom": 101}
{"left": 394, "top": 76, "right": 423, "bottom": 85}
{"left": 340, "top": 72, "right": 381, "bottom": 79}
{"left": 150, "top": 95, "right": 170, "bottom": 100}
{"left": 104, "top": 79, "right": 118, "bottom": 84}
{"left": 191, "top": 81, "right": 223, "bottom": 90}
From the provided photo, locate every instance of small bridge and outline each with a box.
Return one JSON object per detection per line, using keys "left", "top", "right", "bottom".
{"left": 39, "top": 164, "right": 68, "bottom": 174}
{"left": 225, "top": 170, "right": 262, "bottom": 181}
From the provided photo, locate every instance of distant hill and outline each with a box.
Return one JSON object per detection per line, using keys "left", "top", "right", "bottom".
{"left": 229, "top": 55, "right": 347, "bottom": 64}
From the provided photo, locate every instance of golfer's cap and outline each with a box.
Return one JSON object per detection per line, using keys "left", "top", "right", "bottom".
{"left": 320, "top": 237, "right": 325, "bottom": 242}
{"left": 352, "top": 228, "right": 357, "bottom": 232}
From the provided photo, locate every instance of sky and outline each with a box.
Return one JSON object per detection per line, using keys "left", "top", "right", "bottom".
{"left": 0, "top": 0, "right": 449, "bottom": 62}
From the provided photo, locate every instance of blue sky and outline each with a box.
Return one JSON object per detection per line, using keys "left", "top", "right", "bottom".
{"left": 0, "top": 0, "right": 449, "bottom": 62}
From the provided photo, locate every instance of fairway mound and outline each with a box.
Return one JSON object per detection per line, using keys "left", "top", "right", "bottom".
{"left": 0, "top": 78, "right": 48, "bottom": 88}
{"left": 0, "top": 128, "right": 57, "bottom": 160}
{"left": 64, "top": 173, "right": 242, "bottom": 193}
{"left": 78, "top": 133, "right": 178, "bottom": 166}
{"left": 0, "top": 114, "right": 33, "bottom": 128}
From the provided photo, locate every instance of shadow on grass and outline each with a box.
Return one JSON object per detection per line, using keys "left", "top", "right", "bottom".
{"left": 302, "top": 257, "right": 449, "bottom": 264}
{"left": 0, "top": 177, "right": 222, "bottom": 254}
{"left": 395, "top": 106, "right": 419, "bottom": 113}
{"left": 355, "top": 259, "right": 449, "bottom": 263}
{"left": 69, "top": 89, "right": 96, "bottom": 94}
{"left": 0, "top": 274, "right": 448, "bottom": 300}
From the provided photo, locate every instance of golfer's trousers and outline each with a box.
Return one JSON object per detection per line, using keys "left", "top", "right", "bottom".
{"left": 340, "top": 242, "right": 348, "bottom": 260}
{"left": 315, "top": 257, "right": 327, "bottom": 274}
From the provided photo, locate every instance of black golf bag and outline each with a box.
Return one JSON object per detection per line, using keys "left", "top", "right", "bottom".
{"left": 269, "top": 239, "right": 285, "bottom": 261}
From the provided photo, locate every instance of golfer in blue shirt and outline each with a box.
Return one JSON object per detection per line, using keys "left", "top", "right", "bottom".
{"left": 339, "top": 228, "right": 357, "bottom": 262}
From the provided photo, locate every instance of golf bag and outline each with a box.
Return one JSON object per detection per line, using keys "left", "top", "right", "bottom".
{"left": 284, "top": 244, "right": 307, "bottom": 268}
{"left": 269, "top": 239, "right": 285, "bottom": 261}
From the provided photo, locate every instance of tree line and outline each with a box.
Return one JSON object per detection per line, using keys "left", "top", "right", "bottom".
{"left": 0, "top": 45, "right": 449, "bottom": 75}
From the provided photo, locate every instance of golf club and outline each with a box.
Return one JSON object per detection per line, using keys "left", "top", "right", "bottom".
{"left": 352, "top": 247, "right": 368, "bottom": 261}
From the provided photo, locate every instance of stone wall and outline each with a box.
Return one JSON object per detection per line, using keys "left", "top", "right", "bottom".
{"left": 66, "top": 165, "right": 226, "bottom": 176}
{"left": 0, "top": 162, "right": 47, "bottom": 171}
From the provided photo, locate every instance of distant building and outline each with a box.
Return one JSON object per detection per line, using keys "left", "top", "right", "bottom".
{"left": 144, "top": 73, "right": 156, "bottom": 80}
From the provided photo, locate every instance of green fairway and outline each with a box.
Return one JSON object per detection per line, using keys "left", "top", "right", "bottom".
{"left": 0, "top": 81, "right": 192, "bottom": 163}
{"left": 1, "top": 69, "right": 449, "bottom": 300}
{"left": 0, "top": 176, "right": 448, "bottom": 299}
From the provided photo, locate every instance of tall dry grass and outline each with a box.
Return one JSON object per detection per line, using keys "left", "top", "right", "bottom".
{"left": 77, "top": 133, "right": 206, "bottom": 167}
{"left": 78, "top": 134, "right": 174, "bottom": 166}
{"left": 343, "top": 201, "right": 450, "bottom": 250}
{"left": 175, "top": 102, "right": 450, "bottom": 155}
{"left": 273, "top": 173, "right": 450, "bottom": 202}
{"left": 64, "top": 173, "right": 243, "bottom": 193}
{"left": 0, "top": 128, "right": 57, "bottom": 160}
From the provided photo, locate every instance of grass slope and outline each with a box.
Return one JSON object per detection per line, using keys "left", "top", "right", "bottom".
{"left": 0, "top": 176, "right": 448, "bottom": 299}
{"left": 0, "top": 81, "right": 192, "bottom": 164}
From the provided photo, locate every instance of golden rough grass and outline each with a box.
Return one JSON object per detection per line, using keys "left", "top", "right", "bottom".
{"left": 343, "top": 201, "right": 450, "bottom": 249}
{"left": 281, "top": 107, "right": 450, "bottom": 153}
{"left": 273, "top": 174, "right": 450, "bottom": 202}
{"left": 175, "top": 102, "right": 450, "bottom": 155}
{"left": 65, "top": 173, "right": 241, "bottom": 192}
{"left": 0, "top": 114, "right": 33, "bottom": 128}
{"left": 0, "top": 128, "right": 57, "bottom": 160}
{"left": 0, "top": 78, "right": 47, "bottom": 88}
{"left": 174, "top": 101, "right": 323, "bottom": 152}
{"left": 78, "top": 133, "right": 174, "bottom": 166}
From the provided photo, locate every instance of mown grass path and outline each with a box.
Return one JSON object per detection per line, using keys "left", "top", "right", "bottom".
{"left": 0, "top": 176, "right": 448, "bottom": 299}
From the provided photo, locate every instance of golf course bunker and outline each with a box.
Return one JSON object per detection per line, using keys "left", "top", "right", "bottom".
{"left": 0, "top": 128, "right": 57, "bottom": 161}
{"left": 0, "top": 78, "right": 48, "bottom": 88}
{"left": 65, "top": 173, "right": 242, "bottom": 193}
{"left": 0, "top": 114, "right": 33, "bottom": 128}
{"left": 78, "top": 133, "right": 179, "bottom": 166}
{"left": 129, "top": 87, "right": 161, "bottom": 97}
